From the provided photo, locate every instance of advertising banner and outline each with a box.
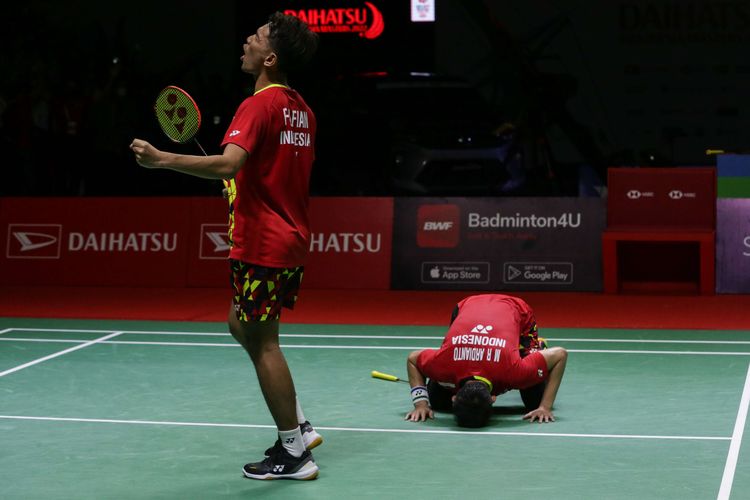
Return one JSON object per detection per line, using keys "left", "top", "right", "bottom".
{"left": 391, "top": 197, "right": 606, "bottom": 291}
{"left": 607, "top": 167, "right": 716, "bottom": 230}
{"left": 0, "top": 197, "right": 190, "bottom": 286}
{"left": 1, "top": 197, "right": 393, "bottom": 290}
{"left": 304, "top": 197, "right": 393, "bottom": 289}
{"left": 716, "top": 199, "right": 750, "bottom": 293}
{"left": 186, "top": 197, "right": 393, "bottom": 289}
{"left": 717, "top": 154, "right": 750, "bottom": 198}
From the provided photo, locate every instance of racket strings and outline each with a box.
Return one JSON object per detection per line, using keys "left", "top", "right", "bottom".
{"left": 154, "top": 86, "right": 202, "bottom": 144}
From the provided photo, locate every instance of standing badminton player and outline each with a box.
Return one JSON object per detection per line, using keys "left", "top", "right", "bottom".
{"left": 130, "top": 13, "right": 321, "bottom": 480}
{"left": 404, "top": 294, "right": 568, "bottom": 428}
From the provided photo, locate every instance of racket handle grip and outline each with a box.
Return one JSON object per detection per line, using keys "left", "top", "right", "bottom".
{"left": 371, "top": 370, "right": 400, "bottom": 382}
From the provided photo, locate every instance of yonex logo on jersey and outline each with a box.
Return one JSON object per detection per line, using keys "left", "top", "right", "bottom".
{"left": 537, "top": 369, "right": 544, "bottom": 378}
{"left": 229, "top": 129, "right": 240, "bottom": 137}
{"left": 7, "top": 224, "right": 62, "bottom": 259}
{"left": 471, "top": 324, "right": 493, "bottom": 334}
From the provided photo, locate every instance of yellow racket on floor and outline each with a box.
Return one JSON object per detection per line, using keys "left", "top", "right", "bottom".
{"left": 371, "top": 370, "right": 409, "bottom": 383}
{"left": 153, "top": 85, "right": 207, "bottom": 155}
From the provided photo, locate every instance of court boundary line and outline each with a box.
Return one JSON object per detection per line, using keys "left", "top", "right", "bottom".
{"left": 0, "top": 332, "right": 124, "bottom": 378}
{"left": 0, "top": 414, "right": 731, "bottom": 442}
{"left": 2, "top": 337, "right": 750, "bottom": 355}
{"left": 717, "top": 362, "right": 750, "bottom": 500}
{"left": 5, "top": 327, "right": 750, "bottom": 345}
{"left": 3, "top": 336, "right": 750, "bottom": 357}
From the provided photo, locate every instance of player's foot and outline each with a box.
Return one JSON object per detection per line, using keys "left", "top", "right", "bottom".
{"left": 300, "top": 420, "right": 323, "bottom": 450}
{"left": 243, "top": 448, "right": 319, "bottom": 480}
{"left": 264, "top": 421, "right": 323, "bottom": 456}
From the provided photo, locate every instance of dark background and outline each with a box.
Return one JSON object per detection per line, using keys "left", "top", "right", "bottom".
{"left": 2, "top": 0, "right": 748, "bottom": 197}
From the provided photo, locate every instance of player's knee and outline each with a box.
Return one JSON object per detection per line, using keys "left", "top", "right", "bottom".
{"left": 551, "top": 346, "right": 568, "bottom": 365}
{"left": 541, "top": 346, "right": 567, "bottom": 366}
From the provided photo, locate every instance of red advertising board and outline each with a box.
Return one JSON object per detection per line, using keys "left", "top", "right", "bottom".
{"left": 305, "top": 197, "right": 393, "bottom": 289}
{"left": 186, "top": 197, "right": 230, "bottom": 287}
{"left": 1, "top": 197, "right": 393, "bottom": 290}
{"left": 0, "top": 197, "right": 191, "bottom": 286}
{"left": 607, "top": 167, "right": 716, "bottom": 230}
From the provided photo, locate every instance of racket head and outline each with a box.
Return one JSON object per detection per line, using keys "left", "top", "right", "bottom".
{"left": 153, "top": 86, "right": 201, "bottom": 144}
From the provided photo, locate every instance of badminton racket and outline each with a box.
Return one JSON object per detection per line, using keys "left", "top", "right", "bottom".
{"left": 153, "top": 85, "right": 207, "bottom": 155}
{"left": 371, "top": 370, "right": 409, "bottom": 383}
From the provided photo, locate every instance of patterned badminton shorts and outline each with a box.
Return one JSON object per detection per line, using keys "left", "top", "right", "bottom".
{"left": 230, "top": 259, "right": 304, "bottom": 322}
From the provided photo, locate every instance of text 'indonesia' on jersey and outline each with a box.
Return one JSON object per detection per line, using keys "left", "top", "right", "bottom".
{"left": 279, "top": 107, "right": 312, "bottom": 146}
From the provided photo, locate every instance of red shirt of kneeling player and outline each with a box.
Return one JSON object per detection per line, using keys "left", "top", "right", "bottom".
{"left": 405, "top": 294, "right": 568, "bottom": 427}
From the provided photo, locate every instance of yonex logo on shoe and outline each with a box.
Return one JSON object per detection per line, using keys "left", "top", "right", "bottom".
{"left": 273, "top": 465, "right": 285, "bottom": 472}
{"left": 471, "top": 324, "right": 493, "bottom": 334}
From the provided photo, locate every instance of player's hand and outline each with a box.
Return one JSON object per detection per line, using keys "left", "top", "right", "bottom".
{"left": 523, "top": 406, "right": 555, "bottom": 423}
{"left": 405, "top": 403, "right": 434, "bottom": 422}
{"left": 130, "top": 139, "right": 161, "bottom": 169}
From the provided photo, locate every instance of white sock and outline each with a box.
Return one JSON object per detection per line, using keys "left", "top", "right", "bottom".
{"left": 295, "top": 397, "right": 307, "bottom": 425}
{"left": 278, "top": 427, "right": 305, "bottom": 458}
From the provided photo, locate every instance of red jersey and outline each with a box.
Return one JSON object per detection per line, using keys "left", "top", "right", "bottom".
{"left": 417, "top": 294, "right": 548, "bottom": 395}
{"left": 221, "top": 85, "right": 316, "bottom": 267}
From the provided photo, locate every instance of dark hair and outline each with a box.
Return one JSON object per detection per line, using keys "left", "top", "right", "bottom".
{"left": 267, "top": 12, "right": 319, "bottom": 74}
{"left": 452, "top": 381, "right": 493, "bottom": 428}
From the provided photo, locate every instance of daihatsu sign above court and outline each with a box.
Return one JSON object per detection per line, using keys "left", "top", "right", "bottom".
{"left": 284, "top": 2, "right": 385, "bottom": 39}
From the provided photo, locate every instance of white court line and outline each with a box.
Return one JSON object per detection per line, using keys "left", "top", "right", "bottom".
{"left": 0, "top": 414, "right": 730, "bottom": 442}
{"left": 0, "top": 332, "right": 124, "bottom": 378}
{"left": 2, "top": 337, "right": 750, "bottom": 355}
{"left": 554, "top": 338, "right": 750, "bottom": 345}
{"left": 717, "top": 362, "right": 750, "bottom": 500}
{"left": 7, "top": 327, "right": 750, "bottom": 344}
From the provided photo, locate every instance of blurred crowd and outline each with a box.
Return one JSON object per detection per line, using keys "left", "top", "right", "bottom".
{"left": 0, "top": 4, "right": 245, "bottom": 198}
{"left": 0, "top": 53, "right": 244, "bottom": 197}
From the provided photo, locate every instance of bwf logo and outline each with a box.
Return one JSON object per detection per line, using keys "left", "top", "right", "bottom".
{"left": 199, "top": 224, "right": 230, "bottom": 260}
{"left": 417, "top": 204, "right": 460, "bottom": 248}
{"left": 6, "top": 224, "right": 62, "bottom": 259}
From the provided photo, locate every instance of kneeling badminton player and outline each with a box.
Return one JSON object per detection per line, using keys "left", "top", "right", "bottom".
{"left": 405, "top": 294, "right": 568, "bottom": 428}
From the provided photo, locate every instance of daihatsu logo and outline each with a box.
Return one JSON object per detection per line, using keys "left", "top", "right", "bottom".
{"left": 199, "top": 224, "right": 230, "bottom": 260}
{"left": 205, "top": 232, "right": 230, "bottom": 252}
{"left": 14, "top": 232, "right": 58, "bottom": 251}
{"left": 6, "top": 224, "right": 62, "bottom": 259}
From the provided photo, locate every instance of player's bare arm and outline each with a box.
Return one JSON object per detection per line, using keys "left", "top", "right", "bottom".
{"left": 523, "top": 346, "right": 568, "bottom": 423}
{"left": 405, "top": 349, "right": 434, "bottom": 422}
{"left": 130, "top": 140, "right": 247, "bottom": 180}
